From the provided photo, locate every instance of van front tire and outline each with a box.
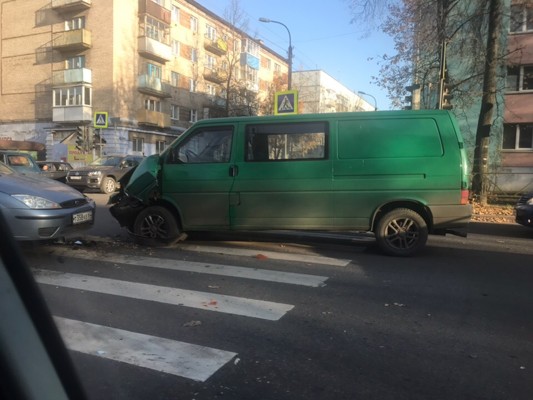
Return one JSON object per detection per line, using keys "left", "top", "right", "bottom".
{"left": 375, "top": 208, "right": 428, "bottom": 256}
{"left": 133, "top": 206, "right": 181, "bottom": 245}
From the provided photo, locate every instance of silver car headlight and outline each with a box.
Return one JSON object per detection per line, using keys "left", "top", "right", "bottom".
{"left": 12, "top": 195, "right": 61, "bottom": 209}
{"left": 88, "top": 171, "right": 102, "bottom": 177}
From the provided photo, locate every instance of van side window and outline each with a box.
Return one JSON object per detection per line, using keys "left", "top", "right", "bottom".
{"left": 171, "top": 127, "right": 233, "bottom": 164}
{"left": 245, "top": 122, "right": 327, "bottom": 161}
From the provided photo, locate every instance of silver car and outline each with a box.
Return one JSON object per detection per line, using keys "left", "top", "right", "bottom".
{"left": 0, "top": 162, "right": 95, "bottom": 240}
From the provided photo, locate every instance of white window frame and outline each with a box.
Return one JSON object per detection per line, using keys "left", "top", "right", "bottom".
{"left": 132, "top": 137, "right": 144, "bottom": 153}
{"left": 190, "top": 16, "right": 198, "bottom": 32}
{"left": 65, "top": 17, "right": 85, "bottom": 31}
{"left": 189, "top": 109, "right": 198, "bottom": 123}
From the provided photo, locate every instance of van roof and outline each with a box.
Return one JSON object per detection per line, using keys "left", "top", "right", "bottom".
{"left": 192, "top": 110, "right": 455, "bottom": 125}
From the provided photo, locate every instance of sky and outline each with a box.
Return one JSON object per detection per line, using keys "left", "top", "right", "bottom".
{"left": 195, "top": 0, "right": 396, "bottom": 110}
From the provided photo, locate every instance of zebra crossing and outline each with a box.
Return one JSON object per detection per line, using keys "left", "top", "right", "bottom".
{"left": 30, "top": 245, "right": 343, "bottom": 382}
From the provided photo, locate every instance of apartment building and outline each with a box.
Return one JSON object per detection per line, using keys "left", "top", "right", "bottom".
{"left": 501, "top": 1, "right": 533, "bottom": 193}
{"left": 292, "top": 70, "right": 374, "bottom": 114}
{"left": 0, "top": 0, "right": 288, "bottom": 164}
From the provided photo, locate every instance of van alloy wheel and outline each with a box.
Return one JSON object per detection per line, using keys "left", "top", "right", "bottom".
{"left": 375, "top": 208, "right": 428, "bottom": 256}
{"left": 133, "top": 206, "right": 180, "bottom": 244}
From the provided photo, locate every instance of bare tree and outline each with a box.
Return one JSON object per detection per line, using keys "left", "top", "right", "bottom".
{"left": 348, "top": 0, "right": 508, "bottom": 203}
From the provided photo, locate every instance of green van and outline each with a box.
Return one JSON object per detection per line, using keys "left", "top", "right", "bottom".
{"left": 110, "top": 110, "right": 472, "bottom": 256}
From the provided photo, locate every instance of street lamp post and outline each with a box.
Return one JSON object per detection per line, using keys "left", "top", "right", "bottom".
{"left": 358, "top": 91, "right": 378, "bottom": 111}
{"left": 259, "top": 17, "right": 292, "bottom": 90}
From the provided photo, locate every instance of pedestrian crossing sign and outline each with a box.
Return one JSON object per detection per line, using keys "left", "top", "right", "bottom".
{"left": 94, "top": 112, "right": 108, "bottom": 128}
{"left": 274, "top": 90, "right": 298, "bottom": 115}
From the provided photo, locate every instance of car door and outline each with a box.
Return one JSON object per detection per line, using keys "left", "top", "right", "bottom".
{"left": 161, "top": 124, "right": 236, "bottom": 229}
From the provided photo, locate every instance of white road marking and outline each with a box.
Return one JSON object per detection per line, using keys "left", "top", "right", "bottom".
{"left": 180, "top": 243, "right": 351, "bottom": 267}
{"left": 54, "top": 317, "right": 237, "bottom": 382}
{"left": 35, "top": 270, "right": 293, "bottom": 321}
{"left": 44, "top": 248, "right": 329, "bottom": 287}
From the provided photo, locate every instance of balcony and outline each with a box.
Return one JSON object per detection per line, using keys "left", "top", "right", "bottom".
{"left": 51, "top": 0, "right": 91, "bottom": 12}
{"left": 138, "top": 0, "right": 171, "bottom": 24}
{"left": 52, "top": 68, "right": 92, "bottom": 86}
{"left": 137, "top": 75, "right": 172, "bottom": 97}
{"left": 138, "top": 36, "right": 172, "bottom": 63}
{"left": 52, "top": 29, "right": 92, "bottom": 51}
{"left": 204, "top": 37, "right": 228, "bottom": 56}
{"left": 203, "top": 67, "right": 225, "bottom": 84}
{"left": 137, "top": 109, "right": 171, "bottom": 128}
{"left": 53, "top": 105, "right": 92, "bottom": 123}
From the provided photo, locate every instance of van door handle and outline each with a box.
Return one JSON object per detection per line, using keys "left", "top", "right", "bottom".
{"left": 229, "top": 165, "right": 238, "bottom": 177}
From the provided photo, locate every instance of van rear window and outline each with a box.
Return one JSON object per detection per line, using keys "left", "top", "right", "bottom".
{"left": 338, "top": 118, "right": 444, "bottom": 159}
{"left": 245, "top": 122, "right": 328, "bottom": 161}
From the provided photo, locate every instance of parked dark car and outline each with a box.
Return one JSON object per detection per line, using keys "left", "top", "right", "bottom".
{"left": 37, "top": 161, "right": 73, "bottom": 182}
{"left": 65, "top": 154, "right": 144, "bottom": 194}
{"left": 0, "top": 161, "right": 95, "bottom": 241}
{"left": 515, "top": 192, "right": 533, "bottom": 228}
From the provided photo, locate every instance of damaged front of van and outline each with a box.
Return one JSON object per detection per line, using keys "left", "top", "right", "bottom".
{"left": 109, "top": 153, "right": 179, "bottom": 243}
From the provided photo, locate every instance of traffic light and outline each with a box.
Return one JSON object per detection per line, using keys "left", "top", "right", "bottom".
{"left": 441, "top": 84, "right": 453, "bottom": 110}
{"left": 92, "top": 130, "right": 107, "bottom": 149}
{"left": 75, "top": 127, "right": 84, "bottom": 151}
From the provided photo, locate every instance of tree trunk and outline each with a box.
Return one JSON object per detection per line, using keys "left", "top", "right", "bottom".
{"left": 471, "top": 0, "right": 503, "bottom": 205}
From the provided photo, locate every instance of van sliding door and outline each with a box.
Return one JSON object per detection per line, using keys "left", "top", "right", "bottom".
{"left": 231, "top": 121, "right": 334, "bottom": 230}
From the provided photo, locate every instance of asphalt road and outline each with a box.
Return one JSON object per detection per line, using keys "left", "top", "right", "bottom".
{"left": 21, "top": 193, "right": 533, "bottom": 400}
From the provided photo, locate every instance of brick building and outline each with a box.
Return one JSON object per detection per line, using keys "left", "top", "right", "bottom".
{"left": 0, "top": 0, "right": 288, "bottom": 164}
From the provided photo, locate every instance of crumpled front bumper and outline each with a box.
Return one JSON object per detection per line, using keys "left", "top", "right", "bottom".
{"left": 109, "top": 192, "right": 145, "bottom": 229}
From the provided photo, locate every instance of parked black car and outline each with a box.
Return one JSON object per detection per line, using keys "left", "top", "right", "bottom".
{"left": 36, "top": 161, "right": 73, "bottom": 182}
{"left": 515, "top": 192, "right": 533, "bottom": 228}
{"left": 65, "top": 154, "right": 144, "bottom": 194}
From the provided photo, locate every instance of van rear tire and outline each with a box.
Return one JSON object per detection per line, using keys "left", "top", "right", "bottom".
{"left": 133, "top": 206, "right": 181, "bottom": 245}
{"left": 375, "top": 208, "right": 428, "bottom": 256}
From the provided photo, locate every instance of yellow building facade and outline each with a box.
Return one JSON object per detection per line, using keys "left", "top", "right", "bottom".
{"left": 0, "top": 0, "right": 288, "bottom": 164}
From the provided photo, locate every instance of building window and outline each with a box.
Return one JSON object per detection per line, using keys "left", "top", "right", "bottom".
{"left": 144, "top": 98, "right": 161, "bottom": 112}
{"left": 190, "top": 109, "right": 198, "bottom": 123}
{"left": 190, "top": 16, "right": 198, "bottom": 32}
{"left": 53, "top": 86, "right": 91, "bottom": 107}
{"left": 507, "top": 66, "right": 533, "bottom": 91}
{"left": 189, "top": 78, "right": 196, "bottom": 92}
{"left": 156, "top": 140, "right": 166, "bottom": 153}
{"left": 274, "top": 63, "right": 281, "bottom": 75}
{"left": 245, "top": 122, "right": 327, "bottom": 161}
{"left": 503, "top": 124, "right": 533, "bottom": 150}
{"left": 171, "top": 104, "right": 180, "bottom": 121}
{"left": 144, "top": 16, "right": 169, "bottom": 44}
{"left": 146, "top": 63, "right": 162, "bottom": 78}
{"left": 171, "top": 71, "right": 179, "bottom": 87}
{"left": 511, "top": 4, "right": 533, "bottom": 33}
{"left": 191, "top": 48, "right": 198, "bottom": 63}
{"left": 65, "top": 17, "right": 85, "bottom": 30}
{"left": 206, "top": 84, "right": 216, "bottom": 96}
{"left": 205, "top": 54, "right": 216, "bottom": 69}
{"left": 132, "top": 137, "right": 144, "bottom": 153}
{"left": 172, "top": 40, "right": 180, "bottom": 57}
{"left": 171, "top": 5, "right": 180, "bottom": 23}
{"left": 206, "top": 24, "right": 216, "bottom": 40}
{"left": 66, "top": 56, "right": 85, "bottom": 69}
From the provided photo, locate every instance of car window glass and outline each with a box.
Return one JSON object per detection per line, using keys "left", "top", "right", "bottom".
{"left": 172, "top": 127, "right": 233, "bottom": 164}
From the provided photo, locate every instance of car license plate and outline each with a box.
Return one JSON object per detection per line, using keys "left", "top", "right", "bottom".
{"left": 69, "top": 176, "right": 82, "bottom": 180}
{"left": 73, "top": 211, "right": 93, "bottom": 225}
